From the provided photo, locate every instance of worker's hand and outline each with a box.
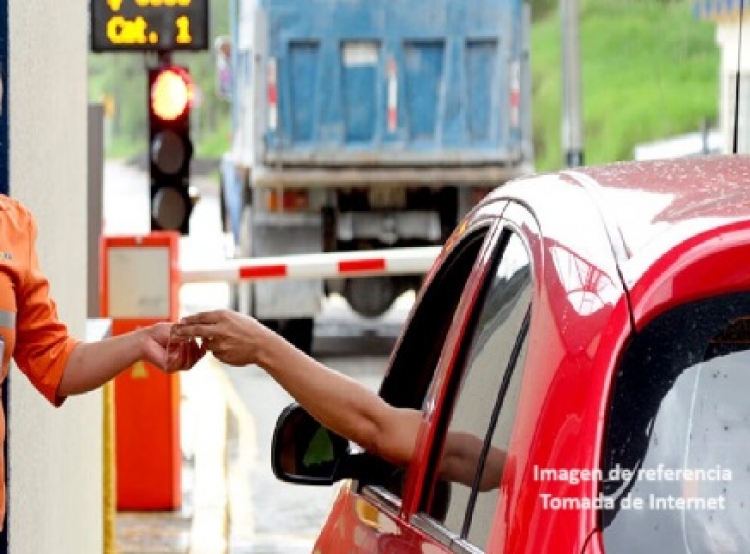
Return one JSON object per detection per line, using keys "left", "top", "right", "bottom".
{"left": 172, "top": 309, "right": 274, "bottom": 367}
{"left": 143, "top": 322, "right": 207, "bottom": 373}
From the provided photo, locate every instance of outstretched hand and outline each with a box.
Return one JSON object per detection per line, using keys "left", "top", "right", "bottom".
{"left": 142, "top": 322, "right": 207, "bottom": 373}
{"left": 171, "top": 309, "right": 275, "bottom": 367}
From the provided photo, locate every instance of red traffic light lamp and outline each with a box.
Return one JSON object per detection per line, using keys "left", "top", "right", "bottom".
{"left": 149, "top": 66, "right": 193, "bottom": 178}
{"left": 151, "top": 67, "right": 193, "bottom": 122}
{"left": 148, "top": 64, "right": 195, "bottom": 235}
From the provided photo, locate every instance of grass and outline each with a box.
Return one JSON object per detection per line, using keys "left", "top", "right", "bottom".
{"left": 531, "top": 0, "right": 719, "bottom": 171}
{"left": 194, "top": 118, "right": 232, "bottom": 159}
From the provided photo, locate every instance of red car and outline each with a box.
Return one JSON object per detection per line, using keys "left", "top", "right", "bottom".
{"left": 272, "top": 155, "right": 750, "bottom": 554}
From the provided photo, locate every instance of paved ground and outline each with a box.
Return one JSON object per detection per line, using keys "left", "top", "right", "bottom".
{"left": 116, "top": 509, "right": 192, "bottom": 554}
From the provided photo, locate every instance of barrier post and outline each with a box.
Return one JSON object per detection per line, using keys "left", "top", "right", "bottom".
{"left": 100, "top": 232, "right": 182, "bottom": 510}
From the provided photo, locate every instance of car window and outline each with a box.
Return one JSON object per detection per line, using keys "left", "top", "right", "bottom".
{"left": 379, "top": 224, "right": 492, "bottom": 411}
{"left": 416, "top": 230, "right": 532, "bottom": 551}
{"left": 602, "top": 293, "right": 750, "bottom": 554}
{"left": 355, "top": 223, "right": 494, "bottom": 498}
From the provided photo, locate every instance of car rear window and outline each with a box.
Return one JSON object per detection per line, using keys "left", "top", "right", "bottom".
{"left": 602, "top": 292, "right": 750, "bottom": 554}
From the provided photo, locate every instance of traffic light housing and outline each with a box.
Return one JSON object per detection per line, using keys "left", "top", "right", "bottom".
{"left": 148, "top": 65, "right": 194, "bottom": 235}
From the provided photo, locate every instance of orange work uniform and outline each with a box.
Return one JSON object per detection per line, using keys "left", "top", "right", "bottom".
{"left": 0, "top": 196, "right": 80, "bottom": 527}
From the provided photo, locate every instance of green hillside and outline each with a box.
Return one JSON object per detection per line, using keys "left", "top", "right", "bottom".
{"left": 531, "top": 0, "right": 719, "bottom": 171}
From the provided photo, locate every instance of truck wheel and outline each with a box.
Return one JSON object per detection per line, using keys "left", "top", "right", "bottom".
{"left": 262, "top": 318, "right": 315, "bottom": 355}
{"left": 344, "top": 276, "right": 398, "bottom": 318}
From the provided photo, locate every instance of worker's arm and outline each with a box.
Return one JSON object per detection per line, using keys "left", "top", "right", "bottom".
{"left": 58, "top": 323, "right": 204, "bottom": 397}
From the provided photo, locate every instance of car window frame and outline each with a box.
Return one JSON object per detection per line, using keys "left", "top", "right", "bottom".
{"left": 409, "top": 222, "right": 535, "bottom": 551}
{"left": 353, "top": 201, "right": 508, "bottom": 514}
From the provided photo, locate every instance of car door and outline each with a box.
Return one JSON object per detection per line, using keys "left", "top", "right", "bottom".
{"left": 311, "top": 199, "right": 508, "bottom": 554}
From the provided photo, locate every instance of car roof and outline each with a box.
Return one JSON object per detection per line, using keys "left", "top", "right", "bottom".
{"left": 491, "top": 154, "right": 750, "bottom": 280}
{"left": 565, "top": 155, "right": 750, "bottom": 253}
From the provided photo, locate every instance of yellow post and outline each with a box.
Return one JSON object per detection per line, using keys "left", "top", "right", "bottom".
{"left": 103, "top": 381, "right": 117, "bottom": 554}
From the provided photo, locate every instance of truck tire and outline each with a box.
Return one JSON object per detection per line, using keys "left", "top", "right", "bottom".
{"left": 344, "top": 276, "right": 398, "bottom": 318}
{"left": 262, "top": 318, "right": 315, "bottom": 355}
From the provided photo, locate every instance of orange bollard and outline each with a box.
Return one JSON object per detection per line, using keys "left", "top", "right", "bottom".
{"left": 100, "top": 232, "right": 182, "bottom": 510}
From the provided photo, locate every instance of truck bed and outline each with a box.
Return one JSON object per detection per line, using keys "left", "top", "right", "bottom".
{"left": 250, "top": 0, "right": 529, "bottom": 168}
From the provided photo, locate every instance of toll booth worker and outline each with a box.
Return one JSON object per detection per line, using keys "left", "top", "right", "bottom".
{"left": 172, "top": 309, "right": 505, "bottom": 492}
{"left": 0, "top": 195, "right": 206, "bottom": 530}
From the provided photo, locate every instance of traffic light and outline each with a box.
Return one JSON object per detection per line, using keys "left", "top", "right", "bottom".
{"left": 148, "top": 65, "right": 194, "bottom": 235}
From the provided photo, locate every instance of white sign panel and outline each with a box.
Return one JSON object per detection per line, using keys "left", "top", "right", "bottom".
{"left": 107, "top": 246, "right": 171, "bottom": 318}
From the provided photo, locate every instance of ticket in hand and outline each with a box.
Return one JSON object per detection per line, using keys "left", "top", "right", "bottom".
{"left": 165, "top": 331, "right": 205, "bottom": 372}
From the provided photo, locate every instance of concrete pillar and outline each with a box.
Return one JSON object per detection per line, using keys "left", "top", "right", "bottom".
{"left": 7, "top": 1, "right": 102, "bottom": 552}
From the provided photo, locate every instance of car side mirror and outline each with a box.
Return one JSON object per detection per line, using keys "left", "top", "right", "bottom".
{"left": 271, "top": 403, "right": 351, "bottom": 485}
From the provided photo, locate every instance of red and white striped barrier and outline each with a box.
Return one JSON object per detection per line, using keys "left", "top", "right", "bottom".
{"left": 180, "top": 246, "right": 442, "bottom": 284}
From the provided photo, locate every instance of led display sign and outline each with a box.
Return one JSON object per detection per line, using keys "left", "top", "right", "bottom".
{"left": 90, "top": 0, "right": 209, "bottom": 52}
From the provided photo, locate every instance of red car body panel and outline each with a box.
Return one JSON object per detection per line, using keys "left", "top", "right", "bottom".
{"left": 312, "top": 484, "right": 424, "bottom": 554}
{"left": 310, "top": 155, "right": 750, "bottom": 554}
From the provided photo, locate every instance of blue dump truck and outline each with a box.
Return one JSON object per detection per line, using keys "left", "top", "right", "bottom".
{"left": 218, "top": 0, "right": 533, "bottom": 352}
